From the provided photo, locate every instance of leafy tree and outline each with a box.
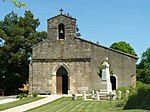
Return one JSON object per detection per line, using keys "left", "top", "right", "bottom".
{"left": 110, "top": 41, "right": 137, "bottom": 56}
{"left": 137, "top": 47, "right": 150, "bottom": 84}
{"left": 2, "top": 0, "right": 27, "bottom": 8}
{"left": 0, "top": 11, "right": 47, "bottom": 95}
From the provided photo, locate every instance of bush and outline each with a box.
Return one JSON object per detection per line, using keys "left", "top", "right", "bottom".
{"left": 136, "top": 81, "right": 143, "bottom": 88}
{"left": 16, "top": 93, "right": 28, "bottom": 99}
{"left": 117, "top": 86, "right": 134, "bottom": 93}
{"left": 124, "top": 85, "right": 150, "bottom": 110}
{"left": 116, "top": 100, "right": 127, "bottom": 108}
{"left": 32, "top": 93, "right": 38, "bottom": 97}
{"left": 117, "top": 86, "right": 135, "bottom": 99}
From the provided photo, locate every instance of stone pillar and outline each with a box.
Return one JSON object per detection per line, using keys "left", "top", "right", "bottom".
{"left": 68, "top": 76, "right": 71, "bottom": 95}
{"left": 125, "top": 90, "right": 130, "bottom": 98}
{"left": 95, "top": 91, "right": 100, "bottom": 100}
{"left": 100, "top": 58, "right": 112, "bottom": 94}
{"left": 82, "top": 91, "right": 86, "bottom": 100}
{"left": 91, "top": 90, "right": 95, "bottom": 100}
{"left": 102, "top": 59, "right": 110, "bottom": 81}
{"left": 117, "top": 90, "right": 122, "bottom": 100}
{"left": 29, "top": 63, "right": 33, "bottom": 95}
{"left": 112, "top": 90, "right": 117, "bottom": 100}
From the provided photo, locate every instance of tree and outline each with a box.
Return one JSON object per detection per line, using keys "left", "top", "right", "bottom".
{"left": 0, "top": 11, "right": 47, "bottom": 95}
{"left": 137, "top": 47, "right": 150, "bottom": 84}
{"left": 2, "top": 0, "right": 27, "bottom": 8}
{"left": 110, "top": 41, "right": 137, "bottom": 56}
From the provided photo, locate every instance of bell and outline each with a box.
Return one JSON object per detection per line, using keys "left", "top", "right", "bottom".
{"left": 60, "top": 29, "right": 63, "bottom": 33}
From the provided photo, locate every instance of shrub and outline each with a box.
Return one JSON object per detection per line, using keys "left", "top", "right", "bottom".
{"left": 136, "top": 81, "right": 143, "bottom": 88}
{"left": 16, "top": 93, "right": 28, "bottom": 99}
{"left": 117, "top": 86, "right": 134, "bottom": 94}
{"left": 117, "top": 86, "right": 135, "bottom": 99}
{"left": 32, "top": 93, "right": 38, "bottom": 97}
{"left": 23, "top": 93, "right": 28, "bottom": 98}
{"left": 116, "top": 100, "right": 127, "bottom": 108}
{"left": 124, "top": 85, "right": 150, "bottom": 110}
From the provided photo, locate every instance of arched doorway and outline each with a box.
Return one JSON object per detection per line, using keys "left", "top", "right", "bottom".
{"left": 56, "top": 66, "right": 68, "bottom": 94}
{"left": 110, "top": 76, "right": 116, "bottom": 90}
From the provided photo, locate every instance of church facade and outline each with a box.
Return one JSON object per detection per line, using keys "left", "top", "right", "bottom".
{"left": 29, "top": 11, "right": 137, "bottom": 95}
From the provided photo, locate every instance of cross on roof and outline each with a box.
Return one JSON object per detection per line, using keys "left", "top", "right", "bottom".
{"left": 59, "top": 8, "right": 64, "bottom": 14}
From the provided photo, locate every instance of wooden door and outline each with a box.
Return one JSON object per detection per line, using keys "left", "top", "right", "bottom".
{"left": 56, "top": 75, "right": 62, "bottom": 94}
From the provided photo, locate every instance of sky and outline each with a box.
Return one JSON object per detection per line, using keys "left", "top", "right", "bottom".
{"left": 1, "top": 0, "right": 150, "bottom": 63}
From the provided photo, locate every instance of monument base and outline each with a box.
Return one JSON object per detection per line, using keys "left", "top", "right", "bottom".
{"left": 100, "top": 80, "right": 112, "bottom": 100}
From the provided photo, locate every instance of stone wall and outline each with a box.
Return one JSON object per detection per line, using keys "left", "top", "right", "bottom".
{"left": 29, "top": 60, "right": 91, "bottom": 94}
{"left": 32, "top": 37, "right": 92, "bottom": 60}
{"left": 90, "top": 43, "right": 136, "bottom": 89}
{"left": 30, "top": 37, "right": 136, "bottom": 94}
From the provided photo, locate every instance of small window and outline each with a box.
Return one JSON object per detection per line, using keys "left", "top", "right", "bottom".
{"left": 58, "top": 24, "right": 65, "bottom": 39}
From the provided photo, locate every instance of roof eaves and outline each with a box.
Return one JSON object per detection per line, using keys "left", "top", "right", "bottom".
{"left": 31, "top": 39, "right": 48, "bottom": 49}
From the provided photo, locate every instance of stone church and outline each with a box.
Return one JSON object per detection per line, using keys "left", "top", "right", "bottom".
{"left": 29, "top": 10, "right": 138, "bottom": 95}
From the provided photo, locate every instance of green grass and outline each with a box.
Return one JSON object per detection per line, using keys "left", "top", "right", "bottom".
{"left": 0, "top": 97, "right": 44, "bottom": 111}
{"left": 27, "top": 97, "right": 149, "bottom": 112}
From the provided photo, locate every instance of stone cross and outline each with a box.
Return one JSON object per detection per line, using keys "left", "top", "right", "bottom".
{"left": 59, "top": 8, "right": 64, "bottom": 14}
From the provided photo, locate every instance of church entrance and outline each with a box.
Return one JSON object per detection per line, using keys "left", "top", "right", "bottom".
{"left": 56, "top": 66, "right": 68, "bottom": 94}
{"left": 110, "top": 76, "right": 116, "bottom": 90}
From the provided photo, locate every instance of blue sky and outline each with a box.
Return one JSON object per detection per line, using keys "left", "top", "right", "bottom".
{"left": 1, "top": 0, "right": 150, "bottom": 63}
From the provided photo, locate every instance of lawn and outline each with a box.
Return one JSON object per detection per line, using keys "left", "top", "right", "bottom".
{"left": 0, "top": 97, "right": 44, "bottom": 111}
{"left": 27, "top": 97, "right": 149, "bottom": 112}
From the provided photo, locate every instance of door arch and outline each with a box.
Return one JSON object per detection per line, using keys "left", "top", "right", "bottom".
{"left": 110, "top": 76, "right": 117, "bottom": 90}
{"left": 56, "top": 66, "right": 68, "bottom": 94}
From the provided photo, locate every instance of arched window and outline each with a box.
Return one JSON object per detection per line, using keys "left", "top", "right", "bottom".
{"left": 58, "top": 24, "right": 65, "bottom": 39}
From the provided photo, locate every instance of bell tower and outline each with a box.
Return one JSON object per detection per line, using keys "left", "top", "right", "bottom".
{"left": 47, "top": 9, "right": 77, "bottom": 41}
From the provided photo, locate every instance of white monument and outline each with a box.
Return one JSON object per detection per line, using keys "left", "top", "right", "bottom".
{"left": 100, "top": 57, "right": 112, "bottom": 95}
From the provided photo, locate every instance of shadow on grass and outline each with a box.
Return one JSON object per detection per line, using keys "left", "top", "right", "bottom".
{"left": 124, "top": 85, "right": 150, "bottom": 111}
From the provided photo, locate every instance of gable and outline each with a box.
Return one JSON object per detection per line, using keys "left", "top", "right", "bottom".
{"left": 47, "top": 14, "right": 76, "bottom": 22}
{"left": 47, "top": 14, "right": 77, "bottom": 41}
